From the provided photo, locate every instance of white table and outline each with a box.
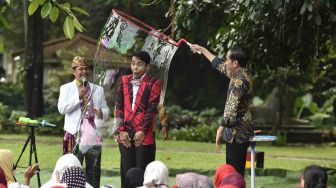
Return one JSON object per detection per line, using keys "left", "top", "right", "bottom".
{"left": 250, "top": 135, "right": 277, "bottom": 188}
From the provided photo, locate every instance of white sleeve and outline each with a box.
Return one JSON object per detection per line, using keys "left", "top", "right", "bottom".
{"left": 8, "top": 182, "right": 29, "bottom": 188}
{"left": 57, "top": 84, "right": 81, "bottom": 114}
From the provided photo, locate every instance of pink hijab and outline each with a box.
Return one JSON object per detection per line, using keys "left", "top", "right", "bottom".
{"left": 214, "top": 164, "right": 237, "bottom": 188}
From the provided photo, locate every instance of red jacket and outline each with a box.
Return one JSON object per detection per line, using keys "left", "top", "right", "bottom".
{"left": 115, "top": 74, "right": 161, "bottom": 145}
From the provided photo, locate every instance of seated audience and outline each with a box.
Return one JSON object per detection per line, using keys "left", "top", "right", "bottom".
{"left": 139, "top": 161, "right": 169, "bottom": 188}
{"left": 297, "top": 165, "right": 327, "bottom": 188}
{"left": 125, "top": 167, "right": 145, "bottom": 188}
{"left": 174, "top": 172, "right": 214, "bottom": 188}
{"left": 214, "top": 164, "right": 237, "bottom": 188}
{"left": 60, "top": 166, "right": 86, "bottom": 188}
{"left": 218, "top": 173, "right": 245, "bottom": 188}
{"left": 0, "top": 149, "right": 38, "bottom": 188}
{"left": 41, "top": 154, "right": 92, "bottom": 188}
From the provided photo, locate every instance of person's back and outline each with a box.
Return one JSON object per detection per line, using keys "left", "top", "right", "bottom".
{"left": 299, "top": 165, "right": 327, "bottom": 188}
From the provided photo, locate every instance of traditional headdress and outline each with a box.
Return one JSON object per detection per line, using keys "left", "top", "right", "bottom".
{"left": 72, "top": 56, "right": 89, "bottom": 69}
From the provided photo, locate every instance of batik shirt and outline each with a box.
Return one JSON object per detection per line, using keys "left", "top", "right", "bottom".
{"left": 212, "top": 57, "right": 254, "bottom": 143}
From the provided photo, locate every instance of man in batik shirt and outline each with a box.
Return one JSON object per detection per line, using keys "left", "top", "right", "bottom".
{"left": 190, "top": 45, "right": 254, "bottom": 176}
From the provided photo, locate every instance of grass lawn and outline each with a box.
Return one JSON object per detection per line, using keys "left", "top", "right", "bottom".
{"left": 0, "top": 133, "right": 335, "bottom": 188}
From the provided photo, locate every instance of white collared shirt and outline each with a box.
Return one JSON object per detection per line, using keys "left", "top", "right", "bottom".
{"left": 132, "top": 74, "right": 146, "bottom": 110}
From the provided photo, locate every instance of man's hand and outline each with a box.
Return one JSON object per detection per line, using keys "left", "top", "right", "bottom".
{"left": 190, "top": 44, "right": 203, "bottom": 54}
{"left": 161, "top": 126, "right": 168, "bottom": 140}
{"left": 23, "top": 163, "right": 39, "bottom": 185}
{"left": 79, "top": 86, "right": 86, "bottom": 99}
{"left": 134, "top": 131, "right": 145, "bottom": 147}
{"left": 119, "top": 131, "right": 131, "bottom": 148}
{"left": 216, "top": 126, "right": 224, "bottom": 152}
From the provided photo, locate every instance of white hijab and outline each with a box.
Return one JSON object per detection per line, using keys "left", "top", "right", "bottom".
{"left": 41, "top": 154, "right": 93, "bottom": 188}
{"left": 138, "top": 161, "right": 169, "bottom": 188}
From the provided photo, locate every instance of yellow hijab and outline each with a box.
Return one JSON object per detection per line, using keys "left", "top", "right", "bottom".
{"left": 0, "top": 149, "right": 16, "bottom": 185}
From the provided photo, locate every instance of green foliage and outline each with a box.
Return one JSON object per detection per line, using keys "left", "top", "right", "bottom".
{"left": 273, "top": 130, "right": 287, "bottom": 146}
{"left": 294, "top": 93, "right": 335, "bottom": 125}
{"left": 40, "top": 1, "right": 52, "bottom": 18}
{"left": 49, "top": 6, "right": 59, "bottom": 23}
{"left": 167, "top": 105, "right": 220, "bottom": 128}
{"left": 165, "top": 105, "right": 221, "bottom": 142}
{"left": 71, "top": 7, "right": 89, "bottom": 16}
{"left": 0, "top": 102, "right": 10, "bottom": 123}
{"left": 9, "top": 110, "right": 27, "bottom": 123}
{"left": 0, "top": 83, "right": 24, "bottom": 109}
{"left": 0, "top": 83, "right": 26, "bottom": 130}
{"left": 63, "top": 16, "right": 74, "bottom": 39}
{"left": 312, "top": 39, "right": 336, "bottom": 100}
{"left": 170, "top": 123, "right": 218, "bottom": 143}
{"left": 171, "top": 0, "right": 336, "bottom": 99}
{"left": 0, "top": 110, "right": 27, "bottom": 132}
{"left": 0, "top": 0, "right": 11, "bottom": 52}
{"left": 0, "top": 35, "right": 3, "bottom": 52}
{"left": 28, "top": 0, "right": 40, "bottom": 15}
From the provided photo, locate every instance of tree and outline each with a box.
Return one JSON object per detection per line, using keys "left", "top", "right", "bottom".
{"left": 167, "top": 0, "right": 335, "bottom": 108}
{"left": 1, "top": 0, "right": 88, "bottom": 117}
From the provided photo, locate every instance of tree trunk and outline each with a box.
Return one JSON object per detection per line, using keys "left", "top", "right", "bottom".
{"left": 170, "top": 0, "right": 177, "bottom": 39}
{"left": 24, "top": 0, "right": 44, "bottom": 118}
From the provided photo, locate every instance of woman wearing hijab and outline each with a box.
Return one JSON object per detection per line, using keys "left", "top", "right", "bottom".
{"left": 219, "top": 173, "right": 246, "bottom": 188}
{"left": 41, "top": 154, "right": 93, "bottom": 188}
{"left": 138, "top": 161, "right": 169, "bottom": 188}
{"left": 60, "top": 166, "right": 86, "bottom": 188}
{"left": 214, "top": 164, "right": 237, "bottom": 188}
{"left": 0, "top": 149, "right": 38, "bottom": 188}
{"left": 125, "top": 167, "right": 144, "bottom": 188}
{"left": 174, "top": 172, "right": 214, "bottom": 188}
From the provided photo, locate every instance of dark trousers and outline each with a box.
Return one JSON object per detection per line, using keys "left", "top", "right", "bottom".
{"left": 226, "top": 142, "right": 250, "bottom": 177}
{"left": 76, "top": 145, "right": 102, "bottom": 188}
{"left": 119, "top": 142, "right": 156, "bottom": 188}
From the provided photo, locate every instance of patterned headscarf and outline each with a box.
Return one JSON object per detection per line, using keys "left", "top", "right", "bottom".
{"left": 176, "top": 172, "right": 214, "bottom": 188}
{"left": 0, "top": 149, "right": 15, "bottom": 185}
{"left": 41, "top": 154, "right": 83, "bottom": 188}
{"left": 140, "top": 161, "right": 169, "bottom": 188}
{"left": 60, "top": 166, "right": 86, "bottom": 188}
{"left": 219, "top": 173, "right": 245, "bottom": 188}
{"left": 0, "top": 167, "right": 7, "bottom": 188}
{"left": 214, "top": 164, "right": 237, "bottom": 188}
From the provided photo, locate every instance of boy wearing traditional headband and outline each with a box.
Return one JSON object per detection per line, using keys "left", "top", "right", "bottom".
{"left": 57, "top": 56, "right": 110, "bottom": 188}
{"left": 114, "top": 51, "right": 162, "bottom": 188}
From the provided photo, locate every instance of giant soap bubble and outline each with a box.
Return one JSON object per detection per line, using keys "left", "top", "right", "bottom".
{"left": 93, "top": 9, "right": 179, "bottom": 106}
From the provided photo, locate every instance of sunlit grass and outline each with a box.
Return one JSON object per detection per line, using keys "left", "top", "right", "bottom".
{"left": 1, "top": 134, "right": 335, "bottom": 188}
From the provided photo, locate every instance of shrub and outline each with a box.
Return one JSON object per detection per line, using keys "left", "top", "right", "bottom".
{"left": 0, "top": 83, "right": 24, "bottom": 109}
{"left": 162, "top": 105, "right": 221, "bottom": 142}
